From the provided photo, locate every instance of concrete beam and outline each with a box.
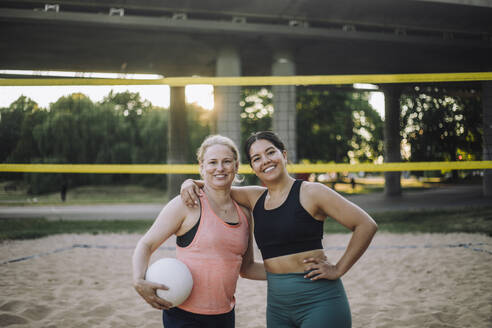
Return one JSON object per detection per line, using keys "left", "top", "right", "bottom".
{"left": 272, "top": 49, "right": 297, "bottom": 163}
{"left": 215, "top": 46, "right": 242, "bottom": 149}
{"left": 415, "top": 0, "right": 492, "bottom": 8}
{"left": 1, "top": 8, "right": 490, "bottom": 48}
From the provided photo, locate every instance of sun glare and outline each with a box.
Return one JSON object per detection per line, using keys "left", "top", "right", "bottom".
{"left": 0, "top": 70, "right": 214, "bottom": 110}
{"left": 185, "top": 85, "right": 214, "bottom": 110}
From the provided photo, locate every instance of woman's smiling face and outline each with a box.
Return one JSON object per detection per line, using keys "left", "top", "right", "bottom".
{"left": 200, "top": 144, "right": 238, "bottom": 189}
{"left": 248, "top": 139, "right": 287, "bottom": 181}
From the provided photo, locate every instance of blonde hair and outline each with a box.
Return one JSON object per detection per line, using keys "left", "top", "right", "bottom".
{"left": 197, "top": 135, "right": 243, "bottom": 183}
{"left": 197, "top": 135, "right": 240, "bottom": 163}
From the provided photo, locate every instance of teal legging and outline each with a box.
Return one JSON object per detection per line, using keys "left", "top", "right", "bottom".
{"left": 266, "top": 272, "right": 351, "bottom": 328}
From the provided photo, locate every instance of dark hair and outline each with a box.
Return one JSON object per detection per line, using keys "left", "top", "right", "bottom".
{"left": 244, "top": 131, "right": 286, "bottom": 165}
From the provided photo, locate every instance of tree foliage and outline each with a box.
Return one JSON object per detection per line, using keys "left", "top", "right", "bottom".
{"left": 2, "top": 92, "right": 172, "bottom": 193}
{"left": 297, "top": 87, "right": 384, "bottom": 163}
{"left": 401, "top": 86, "right": 482, "bottom": 162}
{"left": 4, "top": 84, "right": 481, "bottom": 194}
{"left": 240, "top": 87, "right": 274, "bottom": 151}
{"left": 0, "top": 96, "right": 44, "bottom": 164}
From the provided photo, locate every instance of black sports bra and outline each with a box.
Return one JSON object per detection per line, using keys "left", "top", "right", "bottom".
{"left": 252, "top": 180, "right": 323, "bottom": 260}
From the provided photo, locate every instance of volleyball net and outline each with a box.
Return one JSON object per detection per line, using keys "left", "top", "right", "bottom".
{"left": 1, "top": 71, "right": 492, "bottom": 175}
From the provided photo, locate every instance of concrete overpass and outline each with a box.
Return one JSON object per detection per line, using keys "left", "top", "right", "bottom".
{"left": 1, "top": 0, "right": 491, "bottom": 196}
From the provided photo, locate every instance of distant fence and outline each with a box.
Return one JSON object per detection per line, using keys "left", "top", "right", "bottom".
{"left": 1, "top": 71, "right": 491, "bottom": 174}
{"left": 1, "top": 161, "right": 492, "bottom": 174}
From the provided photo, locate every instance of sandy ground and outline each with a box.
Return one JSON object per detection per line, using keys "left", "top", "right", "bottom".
{"left": 1, "top": 232, "right": 491, "bottom": 328}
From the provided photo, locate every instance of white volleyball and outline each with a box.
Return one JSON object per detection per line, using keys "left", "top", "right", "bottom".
{"left": 145, "top": 258, "right": 193, "bottom": 307}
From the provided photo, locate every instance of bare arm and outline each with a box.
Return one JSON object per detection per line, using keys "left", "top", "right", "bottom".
{"left": 180, "top": 179, "right": 204, "bottom": 207}
{"left": 302, "top": 182, "right": 378, "bottom": 280}
{"left": 230, "top": 185, "right": 266, "bottom": 210}
{"left": 239, "top": 206, "right": 266, "bottom": 280}
{"left": 180, "top": 178, "right": 265, "bottom": 210}
{"left": 132, "top": 196, "right": 189, "bottom": 309}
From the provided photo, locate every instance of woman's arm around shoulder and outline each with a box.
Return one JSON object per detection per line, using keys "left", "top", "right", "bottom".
{"left": 301, "top": 182, "right": 378, "bottom": 280}
{"left": 230, "top": 185, "right": 266, "bottom": 210}
{"left": 179, "top": 178, "right": 266, "bottom": 211}
{"left": 238, "top": 204, "right": 266, "bottom": 280}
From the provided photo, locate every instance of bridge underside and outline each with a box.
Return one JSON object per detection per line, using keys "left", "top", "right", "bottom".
{"left": 0, "top": 0, "right": 491, "bottom": 76}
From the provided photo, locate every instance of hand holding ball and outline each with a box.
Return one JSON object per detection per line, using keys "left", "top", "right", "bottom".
{"left": 145, "top": 258, "right": 193, "bottom": 307}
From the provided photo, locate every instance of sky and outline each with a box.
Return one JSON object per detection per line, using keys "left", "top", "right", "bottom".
{"left": 0, "top": 71, "right": 384, "bottom": 117}
{"left": 0, "top": 84, "right": 215, "bottom": 110}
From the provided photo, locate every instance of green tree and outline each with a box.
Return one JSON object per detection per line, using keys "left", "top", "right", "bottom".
{"left": 138, "top": 107, "right": 169, "bottom": 164}
{"left": 137, "top": 106, "right": 170, "bottom": 188}
{"left": 297, "top": 87, "right": 383, "bottom": 163}
{"left": 401, "top": 86, "right": 482, "bottom": 163}
{"left": 100, "top": 90, "right": 153, "bottom": 163}
{"left": 240, "top": 87, "right": 273, "bottom": 157}
{"left": 1, "top": 96, "right": 43, "bottom": 164}
{"left": 35, "top": 93, "right": 97, "bottom": 163}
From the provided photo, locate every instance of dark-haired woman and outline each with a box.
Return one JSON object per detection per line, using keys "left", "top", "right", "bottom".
{"left": 181, "top": 131, "right": 377, "bottom": 328}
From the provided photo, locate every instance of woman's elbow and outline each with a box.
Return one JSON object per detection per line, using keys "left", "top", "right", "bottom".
{"left": 239, "top": 262, "right": 254, "bottom": 279}
{"left": 368, "top": 219, "right": 378, "bottom": 235}
{"left": 356, "top": 217, "right": 378, "bottom": 235}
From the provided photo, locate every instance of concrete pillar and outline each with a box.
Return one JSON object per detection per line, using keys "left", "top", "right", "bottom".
{"left": 482, "top": 81, "right": 492, "bottom": 197}
{"left": 167, "top": 86, "right": 189, "bottom": 198}
{"left": 214, "top": 46, "right": 241, "bottom": 148}
{"left": 381, "top": 84, "right": 403, "bottom": 197}
{"left": 272, "top": 50, "right": 297, "bottom": 162}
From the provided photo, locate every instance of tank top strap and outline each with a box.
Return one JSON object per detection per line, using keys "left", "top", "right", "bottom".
{"left": 286, "top": 179, "right": 303, "bottom": 204}
{"left": 232, "top": 199, "right": 249, "bottom": 227}
{"left": 292, "top": 179, "right": 302, "bottom": 194}
{"left": 199, "top": 193, "right": 212, "bottom": 221}
{"left": 254, "top": 188, "right": 268, "bottom": 210}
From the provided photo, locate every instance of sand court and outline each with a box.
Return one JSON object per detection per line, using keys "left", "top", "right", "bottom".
{"left": 1, "top": 232, "right": 491, "bottom": 328}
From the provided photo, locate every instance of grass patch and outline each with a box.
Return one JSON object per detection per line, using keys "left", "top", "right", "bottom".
{"left": 0, "top": 218, "right": 154, "bottom": 241}
{"left": 0, "top": 184, "right": 169, "bottom": 206}
{"left": 324, "top": 207, "right": 492, "bottom": 236}
{"left": 2, "top": 207, "right": 491, "bottom": 241}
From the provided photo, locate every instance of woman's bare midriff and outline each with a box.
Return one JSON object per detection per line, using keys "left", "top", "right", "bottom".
{"left": 264, "top": 249, "right": 326, "bottom": 274}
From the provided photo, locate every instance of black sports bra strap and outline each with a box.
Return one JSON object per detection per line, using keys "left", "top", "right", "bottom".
{"left": 256, "top": 188, "right": 268, "bottom": 207}
{"left": 288, "top": 179, "right": 302, "bottom": 202}
{"left": 293, "top": 179, "right": 302, "bottom": 192}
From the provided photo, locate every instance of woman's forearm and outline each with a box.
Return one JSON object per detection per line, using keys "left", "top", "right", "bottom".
{"left": 132, "top": 241, "right": 153, "bottom": 284}
{"left": 240, "top": 262, "right": 267, "bottom": 280}
{"left": 336, "top": 220, "right": 378, "bottom": 277}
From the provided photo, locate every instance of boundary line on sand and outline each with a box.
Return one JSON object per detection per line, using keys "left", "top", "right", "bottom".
{"left": 1, "top": 242, "right": 490, "bottom": 265}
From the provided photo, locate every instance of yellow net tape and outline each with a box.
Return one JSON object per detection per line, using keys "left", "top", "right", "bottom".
{"left": 1, "top": 161, "right": 491, "bottom": 174}
{"left": 1, "top": 72, "right": 491, "bottom": 87}
{"left": 2, "top": 72, "right": 491, "bottom": 175}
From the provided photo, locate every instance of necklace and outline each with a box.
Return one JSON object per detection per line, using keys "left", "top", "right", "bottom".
{"left": 265, "top": 180, "right": 294, "bottom": 209}
{"left": 204, "top": 189, "right": 239, "bottom": 224}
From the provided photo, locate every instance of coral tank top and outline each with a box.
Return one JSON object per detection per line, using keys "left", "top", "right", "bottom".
{"left": 176, "top": 193, "right": 249, "bottom": 314}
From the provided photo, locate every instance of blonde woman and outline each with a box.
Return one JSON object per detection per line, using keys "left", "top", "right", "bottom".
{"left": 133, "top": 135, "right": 265, "bottom": 328}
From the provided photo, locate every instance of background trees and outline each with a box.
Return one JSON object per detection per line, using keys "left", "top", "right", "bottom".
{"left": 297, "top": 87, "right": 383, "bottom": 164}
{"left": 0, "top": 84, "right": 483, "bottom": 194}
{"left": 400, "top": 85, "right": 482, "bottom": 180}
{"left": 401, "top": 86, "right": 482, "bottom": 163}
